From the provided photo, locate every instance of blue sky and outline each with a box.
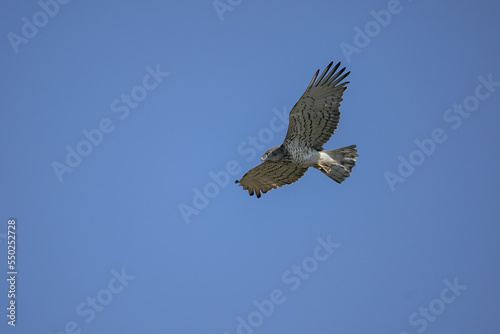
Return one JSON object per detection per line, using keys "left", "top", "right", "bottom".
{"left": 1, "top": 0, "right": 500, "bottom": 333}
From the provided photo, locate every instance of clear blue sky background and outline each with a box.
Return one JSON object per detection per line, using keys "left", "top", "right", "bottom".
{"left": 1, "top": 1, "right": 500, "bottom": 333}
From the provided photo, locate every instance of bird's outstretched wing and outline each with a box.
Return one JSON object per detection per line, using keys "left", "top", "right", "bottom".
{"left": 283, "top": 62, "right": 350, "bottom": 151}
{"left": 235, "top": 162, "right": 308, "bottom": 198}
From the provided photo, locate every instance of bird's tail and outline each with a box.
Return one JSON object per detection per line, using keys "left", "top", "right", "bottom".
{"left": 318, "top": 145, "right": 358, "bottom": 183}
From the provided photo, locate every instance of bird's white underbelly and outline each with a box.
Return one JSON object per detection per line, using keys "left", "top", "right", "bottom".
{"left": 318, "top": 151, "right": 336, "bottom": 165}
{"left": 288, "top": 146, "right": 321, "bottom": 166}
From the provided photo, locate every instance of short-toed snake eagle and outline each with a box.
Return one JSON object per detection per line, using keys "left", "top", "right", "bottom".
{"left": 235, "top": 61, "right": 358, "bottom": 198}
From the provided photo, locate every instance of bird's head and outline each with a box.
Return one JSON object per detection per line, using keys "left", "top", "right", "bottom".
{"left": 261, "top": 146, "right": 282, "bottom": 162}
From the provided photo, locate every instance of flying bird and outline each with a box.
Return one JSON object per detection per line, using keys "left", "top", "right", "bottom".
{"left": 235, "top": 61, "right": 358, "bottom": 198}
